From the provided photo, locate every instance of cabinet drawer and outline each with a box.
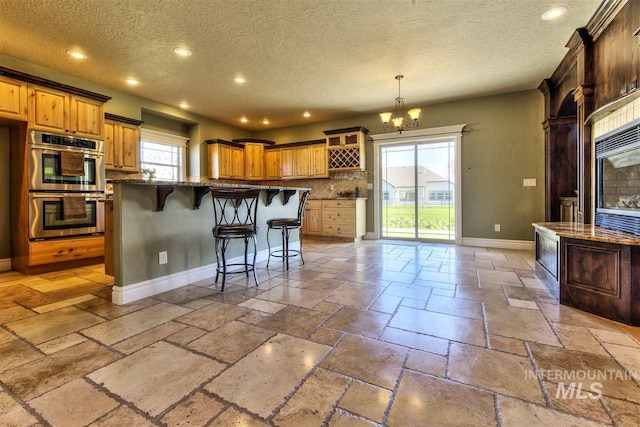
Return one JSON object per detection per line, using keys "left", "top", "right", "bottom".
{"left": 306, "top": 200, "right": 322, "bottom": 209}
{"left": 322, "top": 223, "right": 355, "bottom": 237}
{"left": 322, "top": 209, "right": 355, "bottom": 224}
{"left": 29, "top": 236, "right": 104, "bottom": 266}
{"left": 322, "top": 200, "right": 355, "bottom": 209}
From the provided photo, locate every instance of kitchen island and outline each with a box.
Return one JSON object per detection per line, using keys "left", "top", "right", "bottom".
{"left": 107, "top": 177, "right": 309, "bottom": 304}
{"left": 533, "top": 222, "right": 640, "bottom": 326}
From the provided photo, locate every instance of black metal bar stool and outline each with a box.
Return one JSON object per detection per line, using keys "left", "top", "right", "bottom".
{"left": 266, "top": 190, "right": 311, "bottom": 270}
{"left": 211, "top": 188, "right": 261, "bottom": 292}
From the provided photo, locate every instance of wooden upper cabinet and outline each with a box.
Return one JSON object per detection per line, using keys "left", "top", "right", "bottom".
{"left": 104, "top": 115, "right": 141, "bottom": 173}
{"left": 28, "top": 85, "right": 105, "bottom": 138}
{"left": 104, "top": 121, "right": 116, "bottom": 170}
{"left": 69, "top": 96, "right": 104, "bottom": 139}
{"left": 294, "top": 146, "right": 311, "bottom": 178}
{"left": 0, "top": 76, "right": 27, "bottom": 121}
{"left": 119, "top": 123, "right": 139, "bottom": 172}
{"left": 311, "top": 144, "right": 328, "bottom": 178}
{"left": 280, "top": 148, "right": 295, "bottom": 179}
{"left": 324, "top": 127, "right": 368, "bottom": 171}
{"left": 208, "top": 143, "right": 244, "bottom": 179}
{"left": 28, "top": 85, "right": 69, "bottom": 133}
{"left": 244, "top": 143, "right": 264, "bottom": 180}
{"left": 265, "top": 149, "right": 281, "bottom": 179}
{"left": 231, "top": 146, "right": 244, "bottom": 179}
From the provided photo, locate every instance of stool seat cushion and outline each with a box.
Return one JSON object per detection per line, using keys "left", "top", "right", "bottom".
{"left": 213, "top": 224, "right": 256, "bottom": 237}
{"left": 267, "top": 218, "right": 301, "bottom": 228}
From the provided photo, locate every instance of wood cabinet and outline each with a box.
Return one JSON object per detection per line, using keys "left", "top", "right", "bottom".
{"left": 324, "top": 127, "right": 368, "bottom": 171}
{"left": 294, "top": 146, "right": 311, "bottom": 178}
{"left": 302, "top": 200, "right": 323, "bottom": 235}
{"left": 281, "top": 148, "right": 295, "bottom": 179}
{"left": 311, "top": 144, "right": 328, "bottom": 177}
{"left": 104, "top": 114, "right": 142, "bottom": 173}
{"left": 244, "top": 143, "right": 265, "bottom": 180}
{"left": 265, "top": 149, "right": 281, "bottom": 179}
{"left": 207, "top": 141, "right": 244, "bottom": 179}
{"left": 264, "top": 142, "right": 328, "bottom": 180}
{"left": 0, "top": 76, "right": 27, "bottom": 121}
{"left": 28, "top": 85, "right": 104, "bottom": 138}
{"left": 302, "top": 198, "right": 366, "bottom": 241}
{"left": 322, "top": 199, "right": 366, "bottom": 239}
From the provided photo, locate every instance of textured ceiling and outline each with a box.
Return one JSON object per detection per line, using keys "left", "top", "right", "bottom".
{"left": 0, "top": 0, "right": 601, "bottom": 130}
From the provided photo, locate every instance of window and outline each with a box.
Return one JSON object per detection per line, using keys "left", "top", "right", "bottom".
{"left": 383, "top": 191, "right": 390, "bottom": 201}
{"left": 428, "top": 190, "right": 452, "bottom": 201}
{"left": 400, "top": 190, "right": 415, "bottom": 201}
{"left": 140, "top": 129, "right": 189, "bottom": 181}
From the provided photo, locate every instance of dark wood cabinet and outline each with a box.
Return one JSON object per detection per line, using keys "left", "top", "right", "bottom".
{"left": 534, "top": 224, "right": 640, "bottom": 326}
{"left": 561, "top": 238, "right": 638, "bottom": 325}
{"left": 535, "top": 228, "right": 560, "bottom": 299}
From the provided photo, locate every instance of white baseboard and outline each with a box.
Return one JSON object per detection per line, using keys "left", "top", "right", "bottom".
{"left": 0, "top": 258, "right": 11, "bottom": 272}
{"left": 112, "top": 242, "right": 300, "bottom": 305}
{"left": 461, "top": 237, "right": 534, "bottom": 251}
{"left": 363, "top": 232, "right": 377, "bottom": 240}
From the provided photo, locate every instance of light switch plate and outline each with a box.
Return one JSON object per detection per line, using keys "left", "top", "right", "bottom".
{"left": 523, "top": 178, "right": 537, "bottom": 187}
{"left": 367, "top": 183, "right": 373, "bottom": 190}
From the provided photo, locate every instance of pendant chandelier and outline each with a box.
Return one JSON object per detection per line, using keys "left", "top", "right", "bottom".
{"left": 379, "top": 75, "right": 421, "bottom": 134}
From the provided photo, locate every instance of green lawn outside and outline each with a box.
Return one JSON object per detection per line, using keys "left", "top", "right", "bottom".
{"left": 381, "top": 205, "right": 454, "bottom": 231}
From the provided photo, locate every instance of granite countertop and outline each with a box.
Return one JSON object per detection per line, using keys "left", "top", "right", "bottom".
{"left": 309, "top": 197, "right": 368, "bottom": 200}
{"left": 533, "top": 222, "right": 640, "bottom": 246}
{"left": 108, "top": 177, "right": 310, "bottom": 191}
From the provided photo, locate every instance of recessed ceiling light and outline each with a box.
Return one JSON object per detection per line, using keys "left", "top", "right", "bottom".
{"left": 179, "top": 102, "right": 189, "bottom": 109}
{"left": 234, "top": 76, "right": 247, "bottom": 84}
{"left": 240, "top": 117, "right": 248, "bottom": 123}
{"left": 303, "top": 111, "right": 311, "bottom": 118}
{"left": 262, "top": 118, "right": 270, "bottom": 125}
{"left": 541, "top": 6, "right": 568, "bottom": 20}
{"left": 173, "top": 47, "right": 192, "bottom": 57}
{"left": 126, "top": 78, "right": 140, "bottom": 86}
{"left": 66, "top": 50, "right": 87, "bottom": 60}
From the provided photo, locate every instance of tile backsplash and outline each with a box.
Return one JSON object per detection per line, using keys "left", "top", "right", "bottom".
{"left": 593, "top": 97, "right": 640, "bottom": 138}
{"left": 263, "top": 171, "right": 368, "bottom": 199}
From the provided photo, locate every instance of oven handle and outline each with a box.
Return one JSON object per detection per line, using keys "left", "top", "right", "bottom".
{"left": 30, "top": 146, "right": 104, "bottom": 158}
{"left": 30, "top": 193, "right": 106, "bottom": 201}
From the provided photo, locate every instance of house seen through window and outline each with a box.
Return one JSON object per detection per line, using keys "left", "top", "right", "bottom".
{"left": 140, "top": 129, "right": 189, "bottom": 181}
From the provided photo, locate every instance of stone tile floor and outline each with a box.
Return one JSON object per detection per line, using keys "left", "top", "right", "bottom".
{"left": 0, "top": 240, "right": 639, "bottom": 426}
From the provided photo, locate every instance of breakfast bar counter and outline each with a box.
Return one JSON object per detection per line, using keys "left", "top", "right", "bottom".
{"left": 106, "top": 178, "right": 309, "bottom": 304}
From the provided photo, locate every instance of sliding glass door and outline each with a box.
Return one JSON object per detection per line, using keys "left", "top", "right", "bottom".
{"left": 380, "top": 139, "right": 456, "bottom": 241}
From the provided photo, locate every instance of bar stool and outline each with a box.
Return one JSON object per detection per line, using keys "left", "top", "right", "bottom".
{"left": 266, "top": 190, "right": 311, "bottom": 270}
{"left": 211, "top": 188, "right": 261, "bottom": 292}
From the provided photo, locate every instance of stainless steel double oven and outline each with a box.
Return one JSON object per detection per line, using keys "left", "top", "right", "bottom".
{"left": 28, "top": 130, "right": 106, "bottom": 240}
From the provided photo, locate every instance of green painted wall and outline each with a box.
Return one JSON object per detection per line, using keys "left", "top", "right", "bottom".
{"left": 0, "top": 127, "right": 10, "bottom": 260}
{"left": 113, "top": 184, "right": 299, "bottom": 286}
{"left": 252, "top": 90, "right": 545, "bottom": 241}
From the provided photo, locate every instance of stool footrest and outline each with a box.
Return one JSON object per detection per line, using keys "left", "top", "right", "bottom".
{"left": 215, "top": 263, "right": 256, "bottom": 275}
{"left": 269, "top": 249, "right": 302, "bottom": 260}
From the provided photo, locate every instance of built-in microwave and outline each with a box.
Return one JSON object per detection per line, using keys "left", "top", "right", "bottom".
{"left": 28, "top": 130, "right": 105, "bottom": 192}
{"left": 29, "top": 192, "right": 105, "bottom": 240}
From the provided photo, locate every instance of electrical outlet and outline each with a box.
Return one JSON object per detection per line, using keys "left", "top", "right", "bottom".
{"left": 158, "top": 251, "right": 168, "bottom": 265}
{"left": 494, "top": 224, "right": 501, "bottom": 232}
{"left": 367, "top": 183, "right": 373, "bottom": 190}
{"left": 330, "top": 184, "right": 335, "bottom": 190}
{"left": 523, "top": 178, "right": 537, "bottom": 187}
